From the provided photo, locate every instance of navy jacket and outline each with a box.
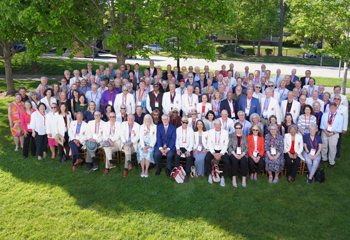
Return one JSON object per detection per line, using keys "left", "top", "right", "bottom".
{"left": 156, "top": 123, "right": 176, "bottom": 152}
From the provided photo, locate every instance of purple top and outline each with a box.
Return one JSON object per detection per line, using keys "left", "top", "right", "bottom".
{"left": 100, "top": 89, "right": 119, "bottom": 108}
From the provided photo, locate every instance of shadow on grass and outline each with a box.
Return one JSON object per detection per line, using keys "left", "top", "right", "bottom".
{"left": 0, "top": 101, "right": 349, "bottom": 239}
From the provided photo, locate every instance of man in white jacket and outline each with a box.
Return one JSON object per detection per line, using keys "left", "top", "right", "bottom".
{"left": 102, "top": 112, "right": 121, "bottom": 176}
{"left": 68, "top": 112, "right": 90, "bottom": 171}
{"left": 85, "top": 111, "right": 105, "bottom": 172}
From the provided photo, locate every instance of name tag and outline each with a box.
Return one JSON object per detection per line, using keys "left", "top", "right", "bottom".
{"left": 93, "top": 134, "right": 98, "bottom": 139}
{"left": 326, "top": 123, "right": 332, "bottom": 132}
{"left": 253, "top": 150, "right": 259, "bottom": 157}
{"left": 214, "top": 111, "right": 219, "bottom": 117}
{"left": 144, "top": 131, "right": 147, "bottom": 137}
{"left": 236, "top": 147, "right": 241, "bottom": 155}
{"left": 75, "top": 134, "right": 80, "bottom": 139}
{"left": 197, "top": 144, "right": 203, "bottom": 152}
{"left": 231, "top": 112, "right": 235, "bottom": 118}
{"left": 137, "top": 101, "right": 142, "bottom": 106}
{"left": 108, "top": 100, "right": 112, "bottom": 106}
{"left": 155, "top": 101, "right": 159, "bottom": 107}
{"left": 271, "top": 147, "right": 276, "bottom": 155}
{"left": 245, "top": 108, "right": 250, "bottom": 116}
{"left": 310, "top": 149, "right": 316, "bottom": 156}
{"left": 215, "top": 143, "right": 220, "bottom": 148}
{"left": 263, "top": 110, "right": 268, "bottom": 117}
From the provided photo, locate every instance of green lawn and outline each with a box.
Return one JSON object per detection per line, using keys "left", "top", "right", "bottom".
{"left": 0, "top": 83, "right": 350, "bottom": 239}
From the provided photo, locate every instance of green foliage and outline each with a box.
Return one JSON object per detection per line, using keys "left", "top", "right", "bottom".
{"left": 265, "top": 48, "right": 273, "bottom": 55}
{"left": 224, "top": 50, "right": 235, "bottom": 58}
{"left": 283, "top": 39, "right": 301, "bottom": 48}
{"left": 216, "top": 46, "right": 225, "bottom": 54}
{"left": 245, "top": 48, "right": 255, "bottom": 55}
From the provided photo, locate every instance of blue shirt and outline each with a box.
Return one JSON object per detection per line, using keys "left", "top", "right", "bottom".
{"left": 320, "top": 111, "right": 343, "bottom": 133}
{"left": 83, "top": 110, "right": 95, "bottom": 122}
{"left": 235, "top": 120, "right": 252, "bottom": 136}
{"left": 303, "top": 134, "right": 322, "bottom": 152}
{"left": 262, "top": 97, "right": 271, "bottom": 117}
{"left": 79, "top": 86, "right": 91, "bottom": 95}
{"left": 85, "top": 91, "right": 102, "bottom": 111}
{"left": 76, "top": 122, "right": 82, "bottom": 136}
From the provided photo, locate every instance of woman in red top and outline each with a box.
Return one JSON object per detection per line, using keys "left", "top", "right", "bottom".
{"left": 247, "top": 124, "right": 265, "bottom": 181}
{"left": 20, "top": 101, "right": 36, "bottom": 158}
{"left": 219, "top": 64, "right": 228, "bottom": 77}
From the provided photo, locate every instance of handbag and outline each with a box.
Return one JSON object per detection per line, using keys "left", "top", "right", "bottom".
{"left": 314, "top": 166, "right": 325, "bottom": 183}
{"left": 190, "top": 166, "right": 196, "bottom": 178}
{"left": 171, "top": 165, "right": 186, "bottom": 183}
{"left": 212, "top": 164, "right": 222, "bottom": 182}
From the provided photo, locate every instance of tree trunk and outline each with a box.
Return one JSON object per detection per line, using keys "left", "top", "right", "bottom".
{"left": 278, "top": 0, "right": 286, "bottom": 56}
{"left": 116, "top": 50, "right": 127, "bottom": 68}
{"left": 3, "top": 43, "right": 15, "bottom": 96}
{"left": 257, "top": 39, "right": 261, "bottom": 56}
{"left": 31, "top": 61, "right": 39, "bottom": 73}
{"left": 235, "top": 30, "right": 238, "bottom": 53}
{"left": 342, "top": 61, "right": 348, "bottom": 95}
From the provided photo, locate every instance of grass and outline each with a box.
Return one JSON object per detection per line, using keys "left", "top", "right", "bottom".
{"left": 0, "top": 82, "right": 350, "bottom": 238}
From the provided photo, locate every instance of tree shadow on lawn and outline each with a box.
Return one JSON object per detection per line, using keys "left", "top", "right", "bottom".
{"left": 1, "top": 143, "right": 350, "bottom": 239}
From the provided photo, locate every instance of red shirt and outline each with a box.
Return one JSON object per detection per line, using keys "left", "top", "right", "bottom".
{"left": 290, "top": 141, "right": 296, "bottom": 154}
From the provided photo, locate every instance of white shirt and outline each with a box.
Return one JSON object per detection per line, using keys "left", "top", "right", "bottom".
{"left": 331, "top": 94, "right": 349, "bottom": 108}
{"left": 325, "top": 104, "right": 348, "bottom": 132}
{"left": 40, "top": 97, "right": 57, "bottom": 114}
{"left": 219, "top": 117, "right": 235, "bottom": 134}
{"left": 182, "top": 93, "right": 199, "bottom": 117}
{"left": 45, "top": 112, "right": 58, "bottom": 138}
{"left": 114, "top": 93, "right": 135, "bottom": 115}
{"left": 305, "top": 98, "right": 324, "bottom": 112}
{"left": 176, "top": 126, "right": 194, "bottom": 150}
{"left": 29, "top": 111, "right": 47, "bottom": 135}
{"left": 162, "top": 92, "right": 182, "bottom": 115}
{"left": 207, "top": 129, "right": 229, "bottom": 154}
{"left": 87, "top": 120, "right": 105, "bottom": 144}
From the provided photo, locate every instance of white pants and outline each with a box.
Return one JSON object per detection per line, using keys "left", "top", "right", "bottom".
{"left": 122, "top": 145, "right": 135, "bottom": 169}
{"left": 321, "top": 132, "right": 339, "bottom": 165}
{"left": 103, "top": 141, "right": 120, "bottom": 169}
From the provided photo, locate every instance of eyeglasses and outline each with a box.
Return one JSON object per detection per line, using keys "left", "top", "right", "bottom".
{"left": 268, "top": 85, "right": 274, "bottom": 87}
{"left": 182, "top": 122, "right": 188, "bottom": 124}
{"left": 235, "top": 127, "right": 242, "bottom": 129}
{"left": 252, "top": 129, "right": 259, "bottom": 131}
{"left": 121, "top": 108, "right": 126, "bottom": 110}
{"left": 255, "top": 86, "right": 261, "bottom": 89}
{"left": 153, "top": 85, "right": 159, "bottom": 87}
{"left": 334, "top": 98, "right": 341, "bottom": 100}
{"left": 173, "top": 111, "right": 178, "bottom": 113}
{"left": 109, "top": 116, "right": 116, "bottom": 118}
{"left": 51, "top": 106, "right": 57, "bottom": 108}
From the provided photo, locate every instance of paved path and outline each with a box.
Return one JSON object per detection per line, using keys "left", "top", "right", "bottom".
{"left": 40, "top": 53, "right": 349, "bottom": 79}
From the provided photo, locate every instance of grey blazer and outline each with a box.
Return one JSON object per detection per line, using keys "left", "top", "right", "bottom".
{"left": 227, "top": 132, "right": 248, "bottom": 156}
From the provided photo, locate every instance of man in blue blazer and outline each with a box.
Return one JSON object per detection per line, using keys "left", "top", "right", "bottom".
{"left": 220, "top": 92, "right": 237, "bottom": 120}
{"left": 238, "top": 89, "right": 261, "bottom": 120}
{"left": 154, "top": 115, "right": 177, "bottom": 176}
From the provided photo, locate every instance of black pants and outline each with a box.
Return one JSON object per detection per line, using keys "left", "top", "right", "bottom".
{"left": 336, "top": 133, "right": 342, "bottom": 159}
{"left": 248, "top": 157, "right": 264, "bottom": 174}
{"left": 229, "top": 155, "right": 248, "bottom": 177}
{"left": 205, "top": 150, "right": 230, "bottom": 177}
{"left": 174, "top": 148, "right": 192, "bottom": 173}
{"left": 34, "top": 133, "right": 48, "bottom": 157}
{"left": 284, "top": 153, "right": 300, "bottom": 178}
{"left": 58, "top": 132, "right": 70, "bottom": 158}
{"left": 23, "top": 131, "right": 36, "bottom": 157}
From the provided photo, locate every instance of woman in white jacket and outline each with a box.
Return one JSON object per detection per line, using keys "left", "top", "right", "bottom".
{"left": 196, "top": 94, "right": 212, "bottom": 120}
{"left": 55, "top": 102, "right": 72, "bottom": 162}
{"left": 284, "top": 124, "right": 304, "bottom": 182}
{"left": 29, "top": 103, "right": 48, "bottom": 160}
{"left": 40, "top": 89, "right": 57, "bottom": 114}
{"left": 137, "top": 114, "right": 157, "bottom": 178}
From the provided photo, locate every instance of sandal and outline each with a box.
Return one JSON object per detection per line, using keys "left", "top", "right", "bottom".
{"left": 51, "top": 154, "right": 56, "bottom": 159}
{"left": 268, "top": 176, "right": 273, "bottom": 183}
{"left": 273, "top": 178, "right": 279, "bottom": 184}
{"left": 14, "top": 147, "right": 19, "bottom": 151}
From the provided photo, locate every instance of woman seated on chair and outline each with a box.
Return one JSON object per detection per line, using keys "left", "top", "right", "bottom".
{"left": 227, "top": 122, "right": 249, "bottom": 187}
{"left": 302, "top": 124, "right": 322, "bottom": 184}
{"left": 193, "top": 120, "right": 208, "bottom": 178}
{"left": 265, "top": 123, "right": 284, "bottom": 184}
{"left": 281, "top": 113, "right": 294, "bottom": 137}
{"left": 247, "top": 124, "right": 264, "bottom": 181}
{"left": 284, "top": 124, "right": 303, "bottom": 182}
{"left": 137, "top": 114, "right": 157, "bottom": 178}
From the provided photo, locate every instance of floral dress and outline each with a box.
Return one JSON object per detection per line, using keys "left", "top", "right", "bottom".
{"left": 264, "top": 133, "right": 284, "bottom": 172}
{"left": 9, "top": 101, "right": 24, "bottom": 136}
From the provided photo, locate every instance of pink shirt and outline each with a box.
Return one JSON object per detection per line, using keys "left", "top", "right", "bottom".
{"left": 20, "top": 109, "right": 36, "bottom": 132}
{"left": 219, "top": 70, "right": 228, "bottom": 77}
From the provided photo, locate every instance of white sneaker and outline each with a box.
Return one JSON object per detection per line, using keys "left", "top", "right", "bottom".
{"left": 141, "top": 174, "right": 145, "bottom": 177}
{"left": 220, "top": 177, "right": 225, "bottom": 187}
{"left": 208, "top": 175, "right": 213, "bottom": 184}
{"left": 144, "top": 174, "right": 148, "bottom": 178}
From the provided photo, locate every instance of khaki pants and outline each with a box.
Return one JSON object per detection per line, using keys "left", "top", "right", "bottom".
{"left": 123, "top": 144, "right": 135, "bottom": 169}
{"left": 321, "top": 131, "right": 339, "bottom": 165}
{"left": 103, "top": 141, "right": 120, "bottom": 169}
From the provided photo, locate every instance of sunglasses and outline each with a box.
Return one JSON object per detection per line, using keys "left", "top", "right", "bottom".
{"left": 334, "top": 98, "right": 341, "bottom": 100}
{"left": 109, "top": 116, "right": 116, "bottom": 118}
{"left": 51, "top": 106, "right": 57, "bottom": 108}
{"left": 252, "top": 129, "right": 259, "bottom": 131}
{"left": 268, "top": 85, "right": 274, "bottom": 87}
{"left": 235, "top": 127, "right": 242, "bottom": 129}
{"left": 255, "top": 86, "right": 261, "bottom": 88}
{"left": 123, "top": 89, "right": 128, "bottom": 91}
{"left": 182, "top": 122, "right": 188, "bottom": 124}
{"left": 153, "top": 85, "right": 159, "bottom": 87}
{"left": 121, "top": 108, "right": 126, "bottom": 110}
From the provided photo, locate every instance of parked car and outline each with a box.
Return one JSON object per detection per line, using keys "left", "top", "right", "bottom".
{"left": 223, "top": 45, "right": 245, "bottom": 54}
{"left": 13, "top": 41, "right": 27, "bottom": 52}
{"left": 144, "top": 44, "right": 162, "bottom": 52}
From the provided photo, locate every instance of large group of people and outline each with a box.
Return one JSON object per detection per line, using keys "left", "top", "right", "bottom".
{"left": 8, "top": 61, "right": 348, "bottom": 186}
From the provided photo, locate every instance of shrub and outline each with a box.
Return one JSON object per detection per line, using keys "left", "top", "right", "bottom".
{"left": 265, "top": 48, "right": 273, "bottom": 55}
{"left": 216, "top": 46, "right": 225, "bottom": 54}
{"left": 245, "top": 48, "right": 255, "bottom": 55}
{"left": 283, "top": 40, "right": 301, "bottom": 48}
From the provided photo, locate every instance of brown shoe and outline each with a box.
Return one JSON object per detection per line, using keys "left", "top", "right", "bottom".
{"left": 74, "top": 158, "right": 83, "bottom": 166}
{"left": 72, "top": 166, "right": 77, "bottom": 171}
{"left": 128, "top": 164, "right": 133, "bottom": 170}
{"left": 110, "top": 163, "right": 116, "bottom": 169}
{"left": 103, "top": 169, "right": 110, "bottom": 176}
{"left": 328, "top": 164, "right": 334, "bottom": 169}
{"left": 123, "top": 170, "right": 128, "bottom": 177}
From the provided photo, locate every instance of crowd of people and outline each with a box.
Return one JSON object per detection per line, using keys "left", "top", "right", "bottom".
{"left": 7, "top": 61, "right": 348, "bottom": 187}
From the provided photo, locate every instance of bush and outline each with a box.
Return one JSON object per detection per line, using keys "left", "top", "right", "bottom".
{"left": 265, "top": 48, "right": 273, "bottom": 55}
{"left": 245, "top": 48, "right": 255, "bottom": 55}
{"left": 224, "top": 50, "right": 235, "bottom": 57}
{"left": 216, "top": 46, "right": 225, "bottom": 54}
{"left": 283, "top": 40, "right": 301, "bottom": 48}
